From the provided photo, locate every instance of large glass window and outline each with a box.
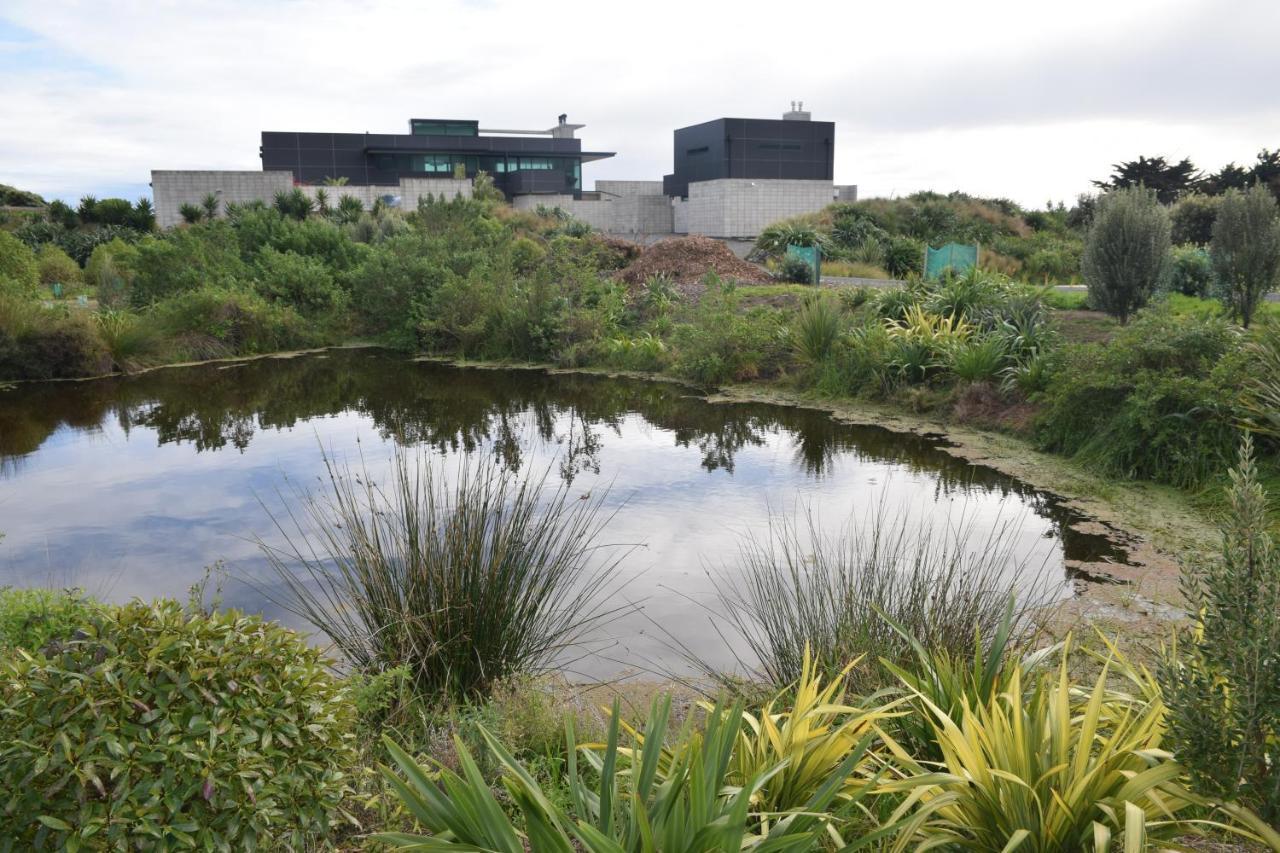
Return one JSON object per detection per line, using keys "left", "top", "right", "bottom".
{"left": 410, "top": 120, "right": 478, "bottom": 137}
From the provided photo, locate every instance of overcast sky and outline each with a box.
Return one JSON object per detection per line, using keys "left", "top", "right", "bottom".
{"left": 2, "top": 0, "right": 1278, "bottom": 208}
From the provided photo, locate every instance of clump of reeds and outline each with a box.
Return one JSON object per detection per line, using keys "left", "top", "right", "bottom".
{"left": 258, "top": 448, "right": 624, "bottom": 699}
{"left": 701, "top": 502, "right": 1054, "bottom": 692}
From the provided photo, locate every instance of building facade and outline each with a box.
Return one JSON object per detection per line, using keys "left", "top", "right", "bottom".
{"left": 662, "top": 108, "right": 835, "bottom": 199}
{"left": 259, "top": 115, "right": 613, "bottom": 198}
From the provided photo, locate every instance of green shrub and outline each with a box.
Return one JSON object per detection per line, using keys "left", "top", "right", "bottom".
{"left": 1035, "top": 310, "right": 1243, "bottom": 486}
{"left": 948, "top": 333, "right": 1009, "bottom": 383}
{"left": 1211, "top": 183, "right": 1280, "bottom": 328}
{"left": 1162, "top": 436, "right": 1280, "bottom": 827}
{"left": 1083, "top": 186, "right": 1171, "bottom": 324}
{"left": 0, "top": 587, "right": 103, "bottom": 653}
{"left": 85, "top": 238, "right": 140, "bottom": 308}
{"left": 0, "top": 599, "right": 357, "bottom": 849}
{"left": 672, "top": 292, "right": 787, "bottom": 387}
{"left": 1167, "top": 244, "right": 1215, "bottom": 297}
{"left": 130, "top": 227, "right": 247, "bottom": 307}
{"left": 509, "top": 235, "right": 546, "bottom": 274}
{"left": 151, "top": 286, "right": 319, "bottom": 356}
{"left": 252, "top": 246, "right": 347, "bottom": 318}
{"left": 95, "top": 309, "right": 163, "bottom": 372}
{"left": 883, "top": 236, "right": 924, "bottom": 278}
{"left": 1171, "top": 192, "right": 1221, "bottom": 246}
{"left": 0, "top": 231, "right": 40, "bottom": 297}
{"left": 0, "top": 307, "right": 112, "bottom": 380}
{"left": 35, "top": 244, "right": 82, "bottom": 289}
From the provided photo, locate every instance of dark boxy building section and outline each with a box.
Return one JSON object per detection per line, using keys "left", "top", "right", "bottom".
{"left": 662, "top": 117, "right": 835, "bottom": 199}
{"left": 260, "top": 118, "right": 614, "bottom": 197}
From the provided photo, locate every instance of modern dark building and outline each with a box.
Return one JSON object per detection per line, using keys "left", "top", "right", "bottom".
{"left": 259, "top": 115, "right": 614, "bottom": 198}
{"left": 662, "top": 107, "right": 835, "bottom": 198}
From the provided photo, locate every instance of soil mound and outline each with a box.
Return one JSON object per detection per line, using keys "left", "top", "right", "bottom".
{"left": 616, "top": 236, "right": 771, "bottom": 288}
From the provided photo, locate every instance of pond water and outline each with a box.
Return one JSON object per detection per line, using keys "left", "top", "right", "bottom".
{"left": 0, "top": 349, "right": 1123, "bottom": 678}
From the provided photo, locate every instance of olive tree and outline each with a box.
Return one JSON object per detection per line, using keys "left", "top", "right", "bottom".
{"left": 1081, "top": 185, "right": 1170, "bottom": 324}
{"left": 1211, "top": 183, "right": 1280, "bottom": 328}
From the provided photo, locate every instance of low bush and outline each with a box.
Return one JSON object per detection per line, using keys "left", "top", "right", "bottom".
{"left": 791, "top": 295, "right": 842, "bottom": 365}
{"left": 0, "top": 306, "right": 113, "bottom": 380}
{"left": 150, "top": 286, "right": 320, "bottom": 357}
{"left": 672, "top": 290, "right": 787, "bottom": 387}
{"left": 0, "top": 599, "right": 357, "bottom": 849}
{"left": 1167, "top": 244, "right": 1215, "bottom": 297}
{"left": 0, "top": 230, "right": 40, "bottom": 297}
{"left": 776, "top": 254, "right": 815, "bottom": 284}
{"left": 35, "top": 244, "right": 83, "bottom": 290}
{"left": 0, "top": 587, "right": 103, "bottom": 653}
{"left": 1035, "top": 309, "right": 1243, "bottom": 486}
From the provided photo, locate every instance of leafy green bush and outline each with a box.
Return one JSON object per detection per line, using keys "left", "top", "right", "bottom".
{"left": 85, "top": 238, "right": 141, "bottom": 308}
{"left": 1035, "top": 310, "right": 1243, "bottom": 486}
{"left": 1167, "top": 244, "right": 1215, "bottom": 297}
{"left": 1163, "top": 436, "right": 1280, "bottom": 827}
{"left": 0, "top": 307, "right": 112, "bottom": 380}
{"left": 1171, "top": 192, "right": 1221, "bottom": 246}
{"left": 948, "top": 333, "right": 1009, "bottom": 383}
{"left": 151, "top": 286, "right": 319, "bottom": 357}
{"left": 0, "top": 587, "right": 103, "bottom": 653}
{"left": 672, "top": 291, "right": 787, "bottom": 387}
{"left": 35, "top": 244, "right": 82, "bottom": 289}
{"left": 0, "top": 230, "right": 40, "bottom": 297}
{"left": 1211, "top": 183, "right": 1280, "bottom": 328}
{"left": 1083, "top": 186, "right": 1171, "bottom": 323}
{"left": 0, "top": 599, "right": 357, "bottom": 849}
{"left": 130, "top": 226, "right": 246, "bottom": 307}
{"left": 883, "top": 236, "right": 924, "bottom": 278}
{"left": 252, "top": 246, "right": 347, "bottom": 318}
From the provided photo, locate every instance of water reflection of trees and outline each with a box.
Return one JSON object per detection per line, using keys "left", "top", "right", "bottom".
{"left": 0, "top": 349, "right": 1120, "bottom": 562}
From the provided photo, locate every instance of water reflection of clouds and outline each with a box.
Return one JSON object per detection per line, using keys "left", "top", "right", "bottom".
{"left": 1, "top": 353, "right": 1089, "bottom": 677}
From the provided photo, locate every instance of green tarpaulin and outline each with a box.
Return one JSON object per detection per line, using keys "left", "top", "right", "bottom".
{"left": 925, "top": 243, "right": 979, "bottom": 279}
{"left": 785, "top": 244, "right": 822, "bottom": 285}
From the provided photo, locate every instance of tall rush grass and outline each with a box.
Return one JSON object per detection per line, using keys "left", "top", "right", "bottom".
{"left": 258, "top": 448, "right": 626, "bottom": 700}
{"left": 701, "top": 503, "right": 1052, "bottom": 693}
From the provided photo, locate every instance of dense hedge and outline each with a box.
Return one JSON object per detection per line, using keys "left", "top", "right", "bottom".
{"left": 0, "top": 598, "right": 357, "bottom": 849}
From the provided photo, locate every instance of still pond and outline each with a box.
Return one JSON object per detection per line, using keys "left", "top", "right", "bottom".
{"left": 0, "top": 348, "right": 1122, "bottom": 677}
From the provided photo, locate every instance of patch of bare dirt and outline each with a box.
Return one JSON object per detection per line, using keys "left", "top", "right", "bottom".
{"left": 616, "top": 236, "right": 772, "bottom": 293}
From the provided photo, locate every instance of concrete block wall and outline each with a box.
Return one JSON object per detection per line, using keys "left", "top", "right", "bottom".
{"left": 512, "top": 193, "right": 673, "bottom": 236}
{"left": 153, "top": 172, "right": 473, "bottom": 227}
{"left": 682, "top": 178, "right": 834, "bottom": 238}
{"left": 152, "top": 170, "right": 293, "bottom": 228}
{"left": 672, "top": 198, "right": 688, "bottom": 234}
{"left": 834, "top": 184, "right": 858, "bottom": 203}
{"left": 298, "top": 178, "right": 471, "bottom": 212}
{"left": 595, "top": 180, "right": 665, "bottom": 198}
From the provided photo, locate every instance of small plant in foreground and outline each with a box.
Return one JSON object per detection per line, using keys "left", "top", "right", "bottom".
{"left": 0, "top": 599, "right": 356, "bottom": 849}
{"left": 259, "top": 449, "right": 625, "bottom": 699}
{"left": 377, "top": 693, "right": 877, "bottom": 850}
{"left": 1162, "top": 434, "right": 1280, "bottom": 827}
{"left": 881, "top": 639, "right": 1241, "bottom": 852}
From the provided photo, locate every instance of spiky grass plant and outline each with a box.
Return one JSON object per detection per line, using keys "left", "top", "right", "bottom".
{"left": 258, "top": 449, "right": 626, "bottom": 699}
{"left": 377, "top": 694, "right": 882, "bottom": 850}
{"left": 880, "top": 639, "right": 1251, "bottom": 852}
{"left": 792, "top": 295, "right": 842, "bottom": 366}
{"left": 701, "top": 504, "right": 1051, "bottom": 694}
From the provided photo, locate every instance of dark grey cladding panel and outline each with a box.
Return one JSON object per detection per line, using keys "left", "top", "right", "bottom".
{"left": 261, "top": 131, "right": 297, "bottom": 147}
{"left": 332, "top": 134, "right": 366, "bottom": 149}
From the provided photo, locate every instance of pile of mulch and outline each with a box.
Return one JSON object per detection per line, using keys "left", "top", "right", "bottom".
{"left": 615, "top": 236, "right": 772, "bottom": 292}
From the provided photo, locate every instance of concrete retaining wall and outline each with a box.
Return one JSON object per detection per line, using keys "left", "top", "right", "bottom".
{"left": 512, "top": 193, "right": 673, "bottom": 236}
{"left": 680, "top": 178, "right": 834, "bottom": 238}
{"left": 152, "top": 171, "right": 293, "bottom": 228}
{"left": 153, "top": 171, "right": 472, "bottom": 227}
